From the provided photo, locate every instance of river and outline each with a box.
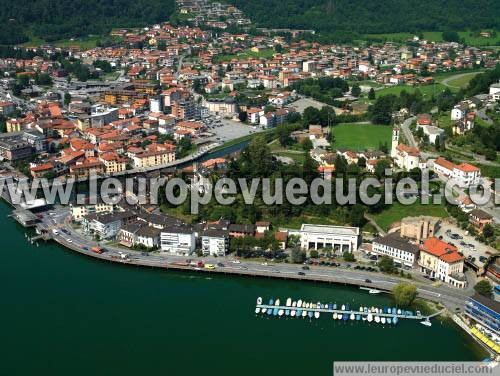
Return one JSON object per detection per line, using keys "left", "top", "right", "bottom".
{"left": 0, "top": 201, "right": 487, "bottom": 375}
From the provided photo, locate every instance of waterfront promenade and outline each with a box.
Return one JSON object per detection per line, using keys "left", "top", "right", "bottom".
{"left": 31, "top": 206, "right": 473, "bottom": 312}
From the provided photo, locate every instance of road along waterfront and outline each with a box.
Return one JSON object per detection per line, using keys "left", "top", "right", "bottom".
{"left": 0, "top": 201, "right": 489, "bottom": 376}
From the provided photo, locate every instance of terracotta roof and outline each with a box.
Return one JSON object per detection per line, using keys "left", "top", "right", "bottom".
{"left": 421, "top": 237, "right": 463, "bottom": 264}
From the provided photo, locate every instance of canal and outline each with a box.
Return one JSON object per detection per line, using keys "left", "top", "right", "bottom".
{"left": 0, "top": 201, "right": 487, "bottom": 375}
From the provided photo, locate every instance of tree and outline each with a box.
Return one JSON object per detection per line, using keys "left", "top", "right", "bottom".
{"left": 238, "top": 111, "right": 247, "bottom": 122}
{"left": 393, "top": 282, "right": 417, "bottom": 306}
{"left": 374, "top": 159, "right": 391, "bottom": 179}
{"left": 343, "top": 251, "right": 355, "bottom": 262}
{"left": 474, "top": 280, "right": 493, "bottom": 298}
{"left": 368, "top": 88, "right": 376, "bottom": 100}
{"left": 64, "top": 92, "right": 72, "bottom": 106}
{"left": 378, "top": 255, "right": 396, "bottom": 273}
{"left": 301, "top": 138, "right": 313, "bottom": 151}
{"left": 351, "top": 84, "right": 361, "bottom": 97}
{"left": 442, "top": 31, "right": 460, "bottom": 42}
{"left": 483, "top": 224, "right": 494, "bottom": 239}
{"left": 290, "top": 247, "right": 305, "bottom": 263}
{"left": 309, "top": 249, "right": 319, "bottom": 258}
{"left": 434, "top": 137, "right": 441, "bottom": 151}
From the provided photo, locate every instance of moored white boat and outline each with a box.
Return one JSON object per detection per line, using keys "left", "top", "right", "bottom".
{"left": 275, "top": 299, "right": 280, "bottom": 306}
{"left": 286, "top": 298, "right": 292, "bottom": 307}
{"left": 257, "top": 297, "right": 262, "bottom": 305}
{"left": 278, "top": 309, "right": 284, "bottom": 317}
{"left": 314, "top": 311, "right": 320, "bottom": 319}
{"left": 381, "top": 317, "right": 386, "bottom": 324}
{"left": 297, "top": 300, "right": 303, "bottom": 308}
{"left": 291, "top": 310, "right": 296, "bottom": 317}
{"left": 367, "top": 313, "right": 373, "bottom": 322}
{"left": 262, "top": 308, "right": 267, "bottom": 313}
{"left": 350, "top": 313, "right": 355, "bottom": 320}
{"left": 420, "top": 320, "right": 432, "bottom": 327}
{"left": 255, "top": 307, "right": 260, "bottom": 314}
{"left": 375, "top": 316, "right": 380, "bottom": 323}
{"left": 333, "top": 312, "right": 338, "bottom": 320}
{"left": 341, "top": 304, "right": 345, "bottom": 311}
{"left": 369, "top": 289, "right": 381, "bottom": 295}
{"left": 292, "top": 301, "right": 297, "bottom": 307}
{"left": 302, "top": 310, "right": 307, "bottom": 317}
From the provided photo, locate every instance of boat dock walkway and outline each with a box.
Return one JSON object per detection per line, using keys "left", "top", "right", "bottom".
{"left": 256, "top": 304, "right": 444, "bottom": 320}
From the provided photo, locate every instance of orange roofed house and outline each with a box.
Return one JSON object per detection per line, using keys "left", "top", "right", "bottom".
{"left": 418, "top": 237, "right": 466, "bottom": 288}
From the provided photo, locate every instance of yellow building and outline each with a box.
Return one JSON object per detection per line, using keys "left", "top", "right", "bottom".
{"left": 132, "top": 150, "right": 175, "bottom": 168}
{"left": 6, "top": 119, "right": 23, "bottom": 133}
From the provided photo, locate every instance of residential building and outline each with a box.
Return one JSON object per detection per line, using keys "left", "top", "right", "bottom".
{"left": 160, "top": 226, "right": 196, "bottom": 254}
{"left": 469, "top": 209, "right": 493, "bottom": 232}
{"left": 371, "top": 232, "right": 420, "bottom": 267}
{"left": 201, "top": 229, "right": 229, "bottom": 256}
{"left": 82, "top": 211, "right": 136, "bottom": 239}
{"left": 136, "top": 225, "right": 161, "bottom": 249}
{"left": 299, "top": 224, "right": 359, "bottom": 253}
{"left": 418, "top": 237, "right": 466, "bottom": 288}
{"left": 433, "top": 157, "right": 481, "bottom": 188}
{"left": 228, "top": 224, "right": 255, "bottom": 238}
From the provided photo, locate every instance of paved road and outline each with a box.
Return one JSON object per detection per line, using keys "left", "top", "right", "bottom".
{"left": 401, "top": 116, "right": 417, "bottom": 148}
{"left": 36, "top": 206, "right": 474, "bottom": 312}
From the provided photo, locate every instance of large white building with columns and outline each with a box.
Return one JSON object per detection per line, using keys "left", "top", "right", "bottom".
{"left": 300, "top": 224, "right": 360, "bottom": 253}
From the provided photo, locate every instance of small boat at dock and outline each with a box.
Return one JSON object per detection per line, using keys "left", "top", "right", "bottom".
{"left": 302, "top": 310, "right": 307, "bottom": 318}
{"left": 367, "top": 313, "right": 373, "bottom": 322}
{"left": 420, "top": 319, "right": 432, "bottom": 327}
{"left": 387, "top": 317, "right": 392, "bottom": 324}
{"left": 369, "top": 289, "right": 381, "bottom": 294}
{"left": 267, "top": 309, "right": 272, "bottom": 316}
{"left": 297, "top": 300, "right": 302, "bottom": 308}
{"left": 286, "top": 298, "right": 292, "bottom": 307}
{"left": 333, "top": 312, "right": 338, "bottom": 320}
{"left": 341, "top": 304, "right": 345, "bottom": 311}
{"left": 269, "top": 298, "right": 274, "bottom": 305}
{"left": 255, "top": 307, "right": 260, "bottom": 314}
{"left": 285, "top": 309, "right": 290, "bottom": 316}
{"left": 350, "top": 313, "right": 355, "bottom": 320}
{"left": 291, "top": 310, "right": 296, "bottom": 317}
{"left": 273, "top": 308, "right": 278, "bottom": 316}
{"left": 257, "top": 297, "right": 262, "bottom": 305}
{"left": 292, "top": 301, "right": 296, "bottom": 307}
{"left": 356, "top": 314, "right": 361, "bottom": 321}
{"left": 278, "top": 309, "right": 284, "bottom": 317}
{"left": 262, "top": 308, "right": 267, "bottom": 313}
{"left": 275, "top": 299, "right": 280, "bottom": 306}
{"left": 381, "top": 317, "right": 386, "bottom": 324}
{"left": 314, "top": 311, "right": 320, "bottom": 319}
{"left": 375, "top": 316, "right": 380, "bottom": 323}
{"left": 308, "top": 311, "right": 313, "bottom": 319}
{"left": 393, "top": 317, "right": 398, "bottom": 325}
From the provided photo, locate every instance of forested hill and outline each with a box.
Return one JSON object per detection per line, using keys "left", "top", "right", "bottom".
{"left": 230, "top": 0, "right": 500, "bottom": 35}
{"left": 0, "top": 0, "right": 175, "bottom": 44}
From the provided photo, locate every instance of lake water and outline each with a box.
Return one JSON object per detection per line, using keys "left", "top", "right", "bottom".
{"left": 0, "top": 202, "right": 486, "bottom": 375}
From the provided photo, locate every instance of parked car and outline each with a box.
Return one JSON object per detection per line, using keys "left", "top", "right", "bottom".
{"left": 365, "top": 279, "right": 372, "bottom": 283}
{"left": 298, "top": 271, "right": 306, "bottom": 276}
{"left": 302, "top": 265, "right": 310, "bottom": 270}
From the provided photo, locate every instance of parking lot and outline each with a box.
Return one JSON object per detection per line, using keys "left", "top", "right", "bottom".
{"left": 435, "top": 222, "right": 496, "bottom": 269}
{"left": 201, "top": 116, "right": 264, "bottom": 143}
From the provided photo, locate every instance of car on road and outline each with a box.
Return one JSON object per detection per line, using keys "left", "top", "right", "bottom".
{"left": 297, "top": 272, "right": 306, "bottom": 276}
{"left": 302, "top": 266, "right": 310, "bottom": 270}
{"left": 365, "top": 279, "right": 372, "bottom": 283}
{"left": 217, "top": 263, "right": 225, "bottom": 267}
{"left": 261, "top": 262, "right": 268, "bottom": 266}
{"left": 231, "top": 260, "right": 241, "bottom": 264}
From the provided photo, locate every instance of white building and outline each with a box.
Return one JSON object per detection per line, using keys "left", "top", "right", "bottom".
{"left": 371, "top": 233, "right": 420, "bottom": 268}
{"left": 489, "top": 82, "right": 500, "bottom": 100}
{"left": 201, "top": 230, "right": 229, "bottom": 256}
{"left": 82, "top": 211, "right": 135, "bottom": 240}
{"left": 160, "top": 227, "right": 196, "bottom": 255}
{"left": 433, "top": 157, "right": 481, "bottom": 188}
{"left": 299, "top": 224, "right": 359, "bottom": 253}
{"left": 136, "top": 226, "right": 161, "bottom": 249}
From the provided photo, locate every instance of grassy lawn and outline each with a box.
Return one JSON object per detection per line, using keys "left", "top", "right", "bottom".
{"left": 478, "top": 165, "right": 500, "bottom": 180}
{"left": 331, "top": 123, "right": 392, "bottom": 151}
{"left": 376, "top": 83, "right": 449, "bottom": 97}
{"left": 363, "top": 30, "right": 499, "bottom": 47}
{"left": 372, "top": 200, "right": 449, "bottom": 231}
{"left": 215, "top": 48, "right": 275, "bottom": 62}
{"left": 22, "top": 35, "right": 101, "bottom": 49}
{"left": 272, "top": 150, "right": 306, "bottom": 164}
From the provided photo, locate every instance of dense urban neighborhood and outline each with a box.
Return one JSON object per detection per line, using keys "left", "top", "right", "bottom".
{"left": 0, "top": 0, "right": 500, "bottom": 365}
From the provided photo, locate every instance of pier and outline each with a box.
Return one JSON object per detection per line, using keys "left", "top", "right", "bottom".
{"left": 254, "top": 297, "right": 445, "bottom": 324}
